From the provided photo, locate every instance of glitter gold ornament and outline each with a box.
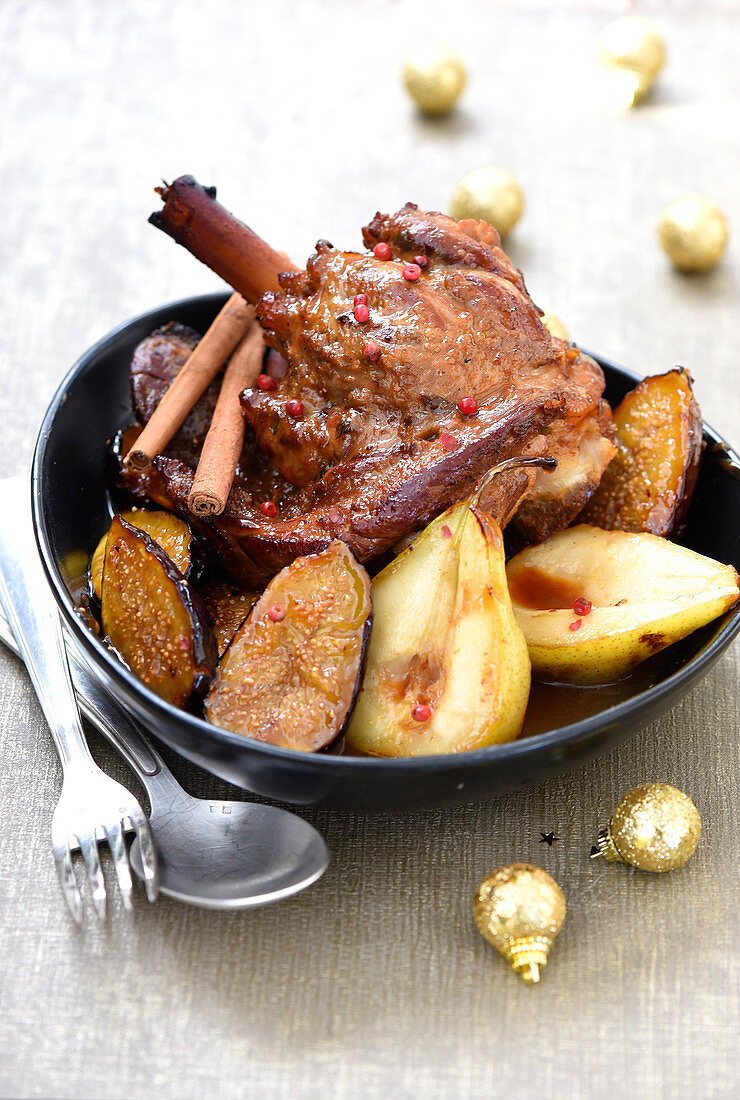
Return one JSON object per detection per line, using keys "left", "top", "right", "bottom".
{"left": 598, "top": 17, "right": 666, "bottom": 107}
{"left": 658, "top": 195, "right": 729, "bottom": 272}
{"left": 599, "top": 17, "right": 665, "bottom": 78}
{"left": 591, "top": 783, "right": 701, "bottom": 872}
{"left": 402, "top": 44, "right": 467, "bottom": 115}
{"left": 540, "top": 312, "right": 569, "bottom": 342}
{"left": 450, "top": 167, "right": 523, "bottom": 237}
{"left": 473, "top": 863, "right": 565, "bottom": 984}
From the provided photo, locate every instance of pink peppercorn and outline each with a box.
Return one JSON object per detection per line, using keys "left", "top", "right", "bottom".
{"left": 268, "top": 604, "right": 286, "bottom": 623}
{"left": 411, "top": 704, "right": 432, "bottom": 722}
{"left": 373, "top": 242, "right": 392, "bottom": 260}
{"left": 354, "top": 293, "right": 367, "bottom": 307}
{"left": 440, "top": 433, "right": 459, "bottom": 451}
{"left": 257, "top": 373, "right": 278, "bottom": 392}
{"left": 414, "top": 255, "right": 428, "bottom": 268}
{"left": 402, "top": 263, "right": 422, "bottom": 282}
{"left": 260, "top": 501, "right": 278, "bottom": 518}
{"left": 458, "top": 397, "right": 478, "bottom": 416}
{"left": 364, "top": 340, "right": 381, "bottom": 363}
{"left": 569, "top": 619, "right": 582, "bottom": 632}
{"left": 354, "top": 302, "right": 370, "bottom": 323}
{"left": 286, "top": 399, "right": 304, "bottom": 418}
{"left": 573, "top": 597, "right": 592, "bottom": 617}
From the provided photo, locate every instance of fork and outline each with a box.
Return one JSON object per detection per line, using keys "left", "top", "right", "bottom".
{"left": 0, "top": 476, "right": 158, "bottom": 921}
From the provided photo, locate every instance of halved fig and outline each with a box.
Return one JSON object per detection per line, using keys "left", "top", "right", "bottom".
{"left": 101, "top": 516, "right": 217, "bottom": 706}
{"left": 205, "top": 541, "right": 371, "bottom": 752}
{"left": 198, "top": 582, "right": 258, "bottom": 657}
{"left": 345, "top": 501, "right": 532, "bottom": 757}
{"left": 90, "top": 509, "right": 197, "bottom": 600}
{"left": 580, "top": 368, "right": 702, "bottom": 537}
{"left": 507, "top": 524, "right": 740, "bottom": 685}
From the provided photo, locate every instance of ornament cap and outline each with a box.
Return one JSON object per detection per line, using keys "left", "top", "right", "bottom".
{"left": 607, "top": 66, "right": 654, "bottom": 109}
{"left": 590, "top": 825, "right": 625, "bottom": 863}
{"left": 520, "top": 963, "right": 540, "bottom": 984}
{"left": 500, "top": 935, "right": 552, "bottom": 984}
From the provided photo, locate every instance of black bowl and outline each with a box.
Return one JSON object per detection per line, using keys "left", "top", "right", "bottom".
{"left": 32, "top": 293, "right": 740, "bottom": 811}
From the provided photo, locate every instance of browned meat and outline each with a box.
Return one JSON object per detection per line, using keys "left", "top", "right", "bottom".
{"left": 114, "top": 383, "right": 565, "bottom": 587}
{"left": 248, "top": 205, "right": 604, "bottom": 492}
{"left": 133, "top": 189, "right": 615, "bottom": 584}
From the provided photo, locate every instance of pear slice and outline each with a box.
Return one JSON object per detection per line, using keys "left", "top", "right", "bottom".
{"left": 345, "top": 502, "right": 531, "bottom": 757}
{"left": 507, "top": 524, "right": 739, "bottom": 685}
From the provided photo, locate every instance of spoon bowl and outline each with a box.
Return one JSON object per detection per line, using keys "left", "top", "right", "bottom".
{"left": 129, "top": 797, "right": 328, "bottom": 908}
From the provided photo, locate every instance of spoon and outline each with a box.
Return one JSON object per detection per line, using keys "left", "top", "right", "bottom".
{"left": 0, "top": 611, "right": 329, "bottom": 908}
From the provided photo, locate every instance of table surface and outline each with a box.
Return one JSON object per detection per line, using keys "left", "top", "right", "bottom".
{"left": 1, "top": 2, "right": 739, "bottom": 1097}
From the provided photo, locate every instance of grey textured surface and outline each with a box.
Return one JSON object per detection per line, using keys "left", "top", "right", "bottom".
{"left": 1, "top": 1, "right": 739, "bottom": 1098}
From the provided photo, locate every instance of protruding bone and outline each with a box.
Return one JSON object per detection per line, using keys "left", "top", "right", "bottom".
{"left": 150, "top": 176, "right": 300, "bottom": 302}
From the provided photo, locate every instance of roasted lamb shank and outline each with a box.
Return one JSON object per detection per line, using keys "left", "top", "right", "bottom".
{"left": 118, "top": 177, "right": 615, "bottom": 585}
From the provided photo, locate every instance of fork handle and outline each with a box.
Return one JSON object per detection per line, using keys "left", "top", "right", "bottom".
{"left": 0, "top": 477, "right": 93, "bottom": 771}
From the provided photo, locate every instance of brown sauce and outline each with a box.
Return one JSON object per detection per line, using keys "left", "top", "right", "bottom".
{"left": 507, "top": 565, "right": 584, "bottom": 610}
{"left": 518, "top": 660, "right": 662, "bottom": 739}
{"left": 335, "top": 647, "right": 675, "bottom": 756}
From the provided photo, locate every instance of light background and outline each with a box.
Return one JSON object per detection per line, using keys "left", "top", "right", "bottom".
{"left": 0, "top": 2, "right": 738, "bottom": 1098}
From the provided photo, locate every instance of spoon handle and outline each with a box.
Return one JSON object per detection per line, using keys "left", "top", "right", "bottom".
{"left": 0, "top": 604, "right": 179, "bottom": 789}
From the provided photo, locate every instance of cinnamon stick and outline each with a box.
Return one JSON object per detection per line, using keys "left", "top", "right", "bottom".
{"left": 125, "top": 293, "right": 253, "bottom": 472}
{"left": 150, "top": 176, "right": 300, "bottom": 304}
{"left": 187, "top": 319, "right": 264, "bottom": 516}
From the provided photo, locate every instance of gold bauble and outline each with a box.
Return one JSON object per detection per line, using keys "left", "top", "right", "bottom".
{"left": 599, "top": 17, "right": 665, "bottom": 78}
{"left": 598, "top": 17, "right": 665, "bottom": 108}
{"left": 592, "top": 783, "right": 701, "bottom": 872}
{"left": 473, "top": 864, "right": 566, "bottom": 984}
{"left": 402, "top": 44, "right": 467, "bottom": 115}
{"left": 450, "top": 166, "right": 524, "bottom": 237}
{"left": 540, "top": 312, "right": 569, "bottom": 342}
{"left": 658, "top": 194, "right": 729, "bottom": 272}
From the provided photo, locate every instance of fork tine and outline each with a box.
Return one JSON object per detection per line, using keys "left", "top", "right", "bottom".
{"left": 78, "top": 832, "right": 107, "bottom": 919}
{"left": 53, "top": 835, "right": 83, "bottom": 924}
{"left": 104, "top": 819, "right": 134, "bottom": 911}
{"left": 130, "top": 809, "right": 159, "bottom": 902}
